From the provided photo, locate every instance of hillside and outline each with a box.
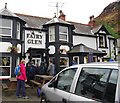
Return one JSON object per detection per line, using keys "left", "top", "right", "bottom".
{"left": 95, "top": 1, "right": 120, "bottom": 38}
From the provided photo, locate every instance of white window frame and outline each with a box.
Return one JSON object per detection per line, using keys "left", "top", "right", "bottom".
{"left": 0, "top": 18, "right": 12, "bottom": 37}
{"left": 99, "top": 35, "right": 105, "bottom": 47}
{"left": 17, "top": 22, "right": 20, "bottom": 39}
{"left": 73, "top": 56, "right": 79, "bottom": 64}
{"left": 0, "top": 56, "right": 12, "bottom": 79}
{"left": 59, "top": 26, "right": 68, "bottom": 41}
{"left": 49, "top": 26, "right": 55, "bottom": 42}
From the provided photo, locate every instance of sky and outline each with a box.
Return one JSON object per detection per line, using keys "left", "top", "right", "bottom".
{"left": 0, "top": 0, "right": 117, "bottom": 24}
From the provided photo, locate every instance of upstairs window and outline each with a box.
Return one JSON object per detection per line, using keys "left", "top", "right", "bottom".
{"left": 59, "top": 26, "right": 68, "bottom": 41}
{"left": 99, "top": 34, "right": 106, "bottom": 48}
{"left": 17, "top": 22, "right": 20, "bottom": 39}
{"left": 49, "top": 26, "right": 55, "bottom": 42}
{"left": 0, "top": 18, "right": 12, "bottom": 37}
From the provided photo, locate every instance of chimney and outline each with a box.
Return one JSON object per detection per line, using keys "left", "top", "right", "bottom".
{"left": 88, "top": 15, "right": 96, "bottom": 27}
{"left": 59, "top": 10, "right": 66, "bottom": 21}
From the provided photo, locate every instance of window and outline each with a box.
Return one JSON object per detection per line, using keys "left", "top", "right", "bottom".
{"left": 60, "top": 57, "right": 69, "bottom": 67}
{"left": 104, "top": 70, "right": 118, "bottom": 103}
{"left": 0, "top": 57, "right": 11, "bottom": 78}
{"left": 73, "top": 56, "right": 79, "bottom": 64}
{"left": 75, "top": 68, "right": 111, "bottom": 102}
{"left": 17, "top": 22, "right": 20, "bottom": 39}
{"left": 49, "top": 26, "right": 55, "bottom": 42}
{"left": 99, "top": 34, "right": 106, "bottom": 47}
{"left": 57, "top": 68, "right": 77, "bottom": 92}
{"left": 59, "top": 26, "right": 68, "bottom": 41}
{"left": 0, "top": 18, "right": 12, "bottom": 37}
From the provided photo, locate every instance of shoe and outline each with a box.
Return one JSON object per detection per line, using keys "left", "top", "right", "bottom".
{"left": 16, "top": 95, "right": 22, "bottom": 98}
{"left": 23, "top": 96, "right": 29, "bottom": 99}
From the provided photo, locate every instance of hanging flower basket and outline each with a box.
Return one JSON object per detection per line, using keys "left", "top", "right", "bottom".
{"left": 7, "top": 46, "right": 19, "bottom": 53}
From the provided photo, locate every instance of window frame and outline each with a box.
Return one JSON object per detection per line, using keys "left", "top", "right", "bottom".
{"left": 0, "top": 56, "right": 12, "bottom": 78}
{"left": 0, "top": 18, "right": 12, "bottom": 37}
{"left": 56, "top": 68, "right": 77, "bottom": 92}
{"left": 60, "top": 57, "right": 69, "bottom": 68}
{"left": 49, "top": 26, "right": 55, "bottom": 42}
{"left": 99, "top": 34, "right": 107, "bottom": 48}
{"left": 59, "top": 26, "right": 68, "bottom": 41}
{"left": 17, "top": 22, "right": 20, "bottom": 39}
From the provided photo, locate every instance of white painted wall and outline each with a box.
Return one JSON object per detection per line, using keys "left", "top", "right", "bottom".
{"left": 73, "top": 36, "right": 96, "bottom": 49}
{"left": 0, "top": 42, "right": 12, "bottom": 52}
{"left": 25, "top": 30, "right": 46, "bottom": 52}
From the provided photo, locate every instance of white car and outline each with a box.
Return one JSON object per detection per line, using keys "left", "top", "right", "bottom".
{"left": 40, "top": 62, "right": 120, "bottom": 103}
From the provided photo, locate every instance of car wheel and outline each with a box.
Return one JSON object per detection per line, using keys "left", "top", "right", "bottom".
{"left": 40, "top": 95, "right": 47, "bottom": 103}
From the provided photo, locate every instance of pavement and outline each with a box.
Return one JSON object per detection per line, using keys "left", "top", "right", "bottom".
{"left": 2, "top": 86, "right": 41, "bottom": 103}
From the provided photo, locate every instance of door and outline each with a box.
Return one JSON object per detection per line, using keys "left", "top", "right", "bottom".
{"left": 45, "top": 67, "right": 77, "bottom": 102}
{"left": 32, "top": 58, "right": 41, "bottom": 66}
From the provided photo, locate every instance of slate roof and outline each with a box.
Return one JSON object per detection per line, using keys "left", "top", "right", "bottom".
{"left": 0, "top": 5, "right": 25, "bottom": 22}
{"left": 16, "top": 13, "right": 94, "bottom": 35}
{"left": 92, "top": 25, "right": 102, "bottom": 34}
{"left": 45, "top": 17, "right": 71, "bottom": 25}
{"left": 71, "top": 22, "right": 93, "bottom": 35}
{"left": 0, "top": 8, "right": 18, "bottom": 17}
{"left": 68, "top": 43, "right": 106, "bottom": 55}
{"left": 16, "top": 13, "right": 50, "bottom": 29}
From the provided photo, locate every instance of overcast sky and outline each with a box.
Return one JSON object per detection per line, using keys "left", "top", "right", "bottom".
{"left": 0, "top": 0, "right": 116, "bottom": 24}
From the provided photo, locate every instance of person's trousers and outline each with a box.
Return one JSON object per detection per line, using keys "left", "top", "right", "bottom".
{"left": 16, "top": 79, "right": 26, "bottom": 97}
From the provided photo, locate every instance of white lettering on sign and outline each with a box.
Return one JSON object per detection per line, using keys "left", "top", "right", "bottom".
{"left": 27, "top": 33, "right": 43, "bottom": 44}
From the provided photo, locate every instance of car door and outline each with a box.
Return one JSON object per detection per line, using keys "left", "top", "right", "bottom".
{"left": 68, "top": 66, "right": 117, "bottom": 103}
{"left": 45, "top": 67, "right": 77, "bottom": 102}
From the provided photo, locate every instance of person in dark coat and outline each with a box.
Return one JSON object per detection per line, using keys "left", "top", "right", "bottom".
{"left": 39, "top": 61, "right": 46, "bottom": 75}
{"left": 27, "top": 61, "right": 36, "bottom": 81}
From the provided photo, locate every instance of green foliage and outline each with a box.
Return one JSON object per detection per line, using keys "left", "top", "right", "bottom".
{"left": 96, "top": 20, "right": 119, "bottom": 38}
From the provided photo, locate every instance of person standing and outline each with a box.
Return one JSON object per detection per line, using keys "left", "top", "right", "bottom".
{"left": 16, "top": 59, "right": 29, "bottom": 99}
{"left": 47, "top": 60, "right": 55, "bottom": 76}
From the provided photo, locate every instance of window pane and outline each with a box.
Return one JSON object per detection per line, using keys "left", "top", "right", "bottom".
{"left": 59, "top": 26, "right": 68, "bottom": 41}
{"left": 0, "top": 57, "right": 11, "bottom": 76}
{"left": 104, "top": 70, "right": 118, "bottom": 103}
{"left": 75, "top": 68, "right": 110, "bottom": 102}
{"left": 59, "top": 26, "right": 67, "bottom": 33}
{"left": 57, "top": 68, "right": 77, "bottom": 92}
{"left": 0, "top": 18, "right": 11, "bottom": 27}
{"left": 59, "top": 34, "right": 67, "bottom": 40}
{"left": 49, "top": 26, "right": 55, "bottom": 41}
{"left": 0, "top": 28, "right": 11, "bottom": 35}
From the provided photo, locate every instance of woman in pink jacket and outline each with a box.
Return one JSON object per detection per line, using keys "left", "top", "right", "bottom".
{"left": 16, "top": 59, "right": 29, "bottom": 99}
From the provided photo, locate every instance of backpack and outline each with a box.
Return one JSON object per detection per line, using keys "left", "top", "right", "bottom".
{"left": 14, "top": 65, "right": 21, "bottom": 76}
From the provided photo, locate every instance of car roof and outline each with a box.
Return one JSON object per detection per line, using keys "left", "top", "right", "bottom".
{"left": 69, "top": 61, "right": 120, "bottom": 69}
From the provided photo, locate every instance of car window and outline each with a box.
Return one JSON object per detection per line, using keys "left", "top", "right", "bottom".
{"left": 57, "top": 68, "right": 77, "bottom": 92}
{"left": 75, "top": 67, "right": 111, "bottom": 102}
{"left": 104, "top": 69, "right": 118, "bottom": 103}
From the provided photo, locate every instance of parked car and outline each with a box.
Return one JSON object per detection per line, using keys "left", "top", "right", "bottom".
{"left": 40, "top": 62, "right": 120, "bottom": 103}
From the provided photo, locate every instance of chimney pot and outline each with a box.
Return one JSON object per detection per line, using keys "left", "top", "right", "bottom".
{"left": 5, "top": 3, "right": 7, "bottom": 9}
{"left": 59, "top": 10, "right": 66, "bottom": 21}
{"left": 88, "top": 15, "right": 95, "bottom": 28}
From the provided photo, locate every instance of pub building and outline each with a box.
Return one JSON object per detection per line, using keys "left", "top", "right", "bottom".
{"left": 0, "top": 4, "right": 116, "bottom": 79}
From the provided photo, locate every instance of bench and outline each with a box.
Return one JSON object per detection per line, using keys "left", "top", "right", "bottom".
{"left": 2, "top": 84, "right": 8, "bottom": 90}
{"left": 25, "top": 83, "right": 31, "bottom": 88}
{"left": 30, "top": 80, "right": 42, "bottom": 88}
{"left": 2, "top": 83, "right": 30, "bottom": 90}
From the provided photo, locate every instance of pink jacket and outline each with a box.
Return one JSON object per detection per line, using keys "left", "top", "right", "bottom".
{"left": 17, "top": 63, "right": 27, "bottom": 81}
